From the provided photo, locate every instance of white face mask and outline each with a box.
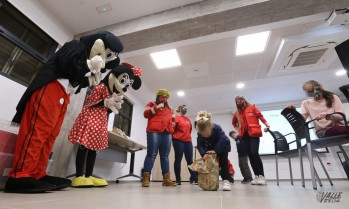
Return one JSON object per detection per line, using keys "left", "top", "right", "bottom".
{"left": 305, "top": 91, "right": 315, "bottom": 98}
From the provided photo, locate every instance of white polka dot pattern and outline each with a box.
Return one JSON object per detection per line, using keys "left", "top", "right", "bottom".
{"left": 68, "top": 84, "right": 111, "bottom": 151}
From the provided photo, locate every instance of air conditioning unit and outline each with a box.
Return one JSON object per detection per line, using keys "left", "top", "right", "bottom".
{"left": 283, "top": 43, "right": 336, "bottom": 70}
{"left": 327, "top": 9, "right": 349, "bottom": 26}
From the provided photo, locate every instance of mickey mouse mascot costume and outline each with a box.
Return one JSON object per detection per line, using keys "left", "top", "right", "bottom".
{"left": 68, "top": 62, "right": 142, "bottom": 188}
{"left": 5, "top": 31, "right": 123, "bottom": 193}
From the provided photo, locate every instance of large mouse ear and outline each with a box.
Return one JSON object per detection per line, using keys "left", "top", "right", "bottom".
{"left": 105, "top": 33, "right": 123, "bottom": 53}
{"left": 132, "top": 77, "right": 142, "bottom": 90}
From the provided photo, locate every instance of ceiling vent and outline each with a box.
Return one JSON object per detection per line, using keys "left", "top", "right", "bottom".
{"left": 283, "top": 42, "right": 337, "bottom": 70}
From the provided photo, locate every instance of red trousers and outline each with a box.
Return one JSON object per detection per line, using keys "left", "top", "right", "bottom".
{"left": 9, "top": 80, "right": 70, "bottom": 179}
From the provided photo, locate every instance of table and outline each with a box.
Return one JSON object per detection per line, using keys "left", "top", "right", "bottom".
{"left": 107, "top": 131, "right": 147, "bottom": 182}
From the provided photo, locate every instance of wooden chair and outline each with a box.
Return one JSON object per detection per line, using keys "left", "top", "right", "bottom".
{"left": 281, "top": 108, "right": 349, "bottom": 189}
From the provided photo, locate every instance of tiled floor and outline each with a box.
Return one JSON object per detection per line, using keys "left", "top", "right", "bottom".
{"left": 0, "top": 180, "right": 348, "bottom": 209}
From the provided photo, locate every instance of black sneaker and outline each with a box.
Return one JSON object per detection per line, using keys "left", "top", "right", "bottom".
{"left": 228, "top": 176, "right": 235, "bottom": 183}
{"left": 241, "top": 177, "right": 253, "bottom": 184}
{"left": 190, "top": 179, "right": 198, "bottom": 185}
{"left": 176, "top": 180, "right": 181, "bottom": 185}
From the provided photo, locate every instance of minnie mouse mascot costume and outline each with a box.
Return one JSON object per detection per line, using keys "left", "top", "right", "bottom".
{"left": 68, "top": 62, "right": 142, "bottom": 188}
{"left": 5, "top": 31, "right": 123, "bottom": 193}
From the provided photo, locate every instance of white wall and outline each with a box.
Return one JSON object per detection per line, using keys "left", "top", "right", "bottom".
{"left": 8, "top": 0, "right": 73, "bottom": 45}
{"left": 0, "top": 76, "right": 26, "bottom": 121}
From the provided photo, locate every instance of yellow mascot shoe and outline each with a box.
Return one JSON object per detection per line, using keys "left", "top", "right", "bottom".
{"left": 71, "top": 176, "right": 94, "bottom": 188}
{"left": 88, "top": 177, "right": 108, "bottom": 187}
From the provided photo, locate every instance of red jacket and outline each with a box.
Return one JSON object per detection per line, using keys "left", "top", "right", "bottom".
{"left": 173, "top": 115, "right": 192, "bottom": 142}
{"left": 144, "top": 102, "right": 174, "bottom": 134}
{"left": 232, "top": 104, "right": 267, "bottom": 138}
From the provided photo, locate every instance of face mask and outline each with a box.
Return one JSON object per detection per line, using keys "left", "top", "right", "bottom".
{"left": 236, "top": 102, "right": 244, "bottom": 108}
{"left": 306, "top": 91, "right": 315, "bottom": 98}
{"left": 181, "top": 109, "right": 187, "bottom": 115}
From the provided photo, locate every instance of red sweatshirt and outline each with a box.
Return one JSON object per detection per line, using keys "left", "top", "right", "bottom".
{"left": 143, "top": 102, "right": 174, "bottom": 134}
{"left": 173, "top": 115, "right": 192, "bottom": 142}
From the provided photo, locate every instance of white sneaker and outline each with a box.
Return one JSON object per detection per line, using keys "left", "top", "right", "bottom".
{"left": 257, "top": 175, "right": 267, "bottom": 185}
{"left": 251, "top": 176, "right": 259, "bottom": 185}
{"left": 222, "top": 180, "right": 231, "bottom": 191}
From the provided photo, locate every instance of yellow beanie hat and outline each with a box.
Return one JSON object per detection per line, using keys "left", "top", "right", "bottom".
{"left": 156, "top": 89, "right": 170, "bottom": 98}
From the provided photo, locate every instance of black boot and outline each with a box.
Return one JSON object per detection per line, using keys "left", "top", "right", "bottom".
{"left": 39, "top": 175, "right": 72, "bottom": 190}
{"left": 4, "top": 177, "right": 57, "bottom": 193}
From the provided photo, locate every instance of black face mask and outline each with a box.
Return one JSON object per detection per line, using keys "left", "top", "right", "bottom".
{"left": 181, "top": 110, "right": 187, "bottom": 115}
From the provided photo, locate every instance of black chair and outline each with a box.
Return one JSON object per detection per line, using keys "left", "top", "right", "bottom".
{"left": 269, "top": 130, "right": 300, "bottom": 185}
{"left": 281, "top": 108, "right": 349, "bottom": 189}
{"left": 339, "top": 84, "right": 349, "bottom": 102}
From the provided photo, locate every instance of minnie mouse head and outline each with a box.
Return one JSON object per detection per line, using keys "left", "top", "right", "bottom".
{"left": 103, "top": 62, "right": 142, "bottom": 95}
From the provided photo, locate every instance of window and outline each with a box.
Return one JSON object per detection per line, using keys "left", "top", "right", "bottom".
{"left": 113, "top": 98, "right": 133, "bottom": 136}
{"left": 0, "top": 1, "right": 57, "bottom": 86}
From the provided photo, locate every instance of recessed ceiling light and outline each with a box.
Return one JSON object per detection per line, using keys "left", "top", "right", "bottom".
{"left": 96, "top": 4, "right": 112, "bottom": 13}
{"left": 236, "top": 31, "right": 270, "bottom": 56}
{"left": 236, "top": 83, "right": 245, "bottom": 89}
{"left": 177, "top": 91, "right": 185, "bottom": 97}
{"left": 336, "top": 69, "right": 347, "bottom": 76}
{"left": 150, "top": 49, "right": 181, "bottom": 69}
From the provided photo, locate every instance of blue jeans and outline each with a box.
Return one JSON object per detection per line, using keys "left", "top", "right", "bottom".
{"left": 172, "top": 139, "right": 198, "bottom": 181}
{"left": 143, "top": 132, "right": 172, "bottom": 175}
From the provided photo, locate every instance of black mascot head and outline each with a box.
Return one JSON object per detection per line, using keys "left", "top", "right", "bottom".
{"left": 74, "top": 31, "right": 124, "bottom": 93}
{"left": 80, "top": 31, "right": 123, "bottom": 71}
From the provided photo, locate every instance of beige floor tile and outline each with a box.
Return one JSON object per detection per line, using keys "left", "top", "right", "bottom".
{"left": 0, "top": 180, "right": 348, "bottom": 209}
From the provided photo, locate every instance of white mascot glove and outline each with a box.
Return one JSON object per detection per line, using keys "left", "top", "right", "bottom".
{"left": 104, "top": 93, "right": 124, "bottom": 114}
{"left": 86, "top": 55, "right": 104, "bottom": 86}
{"left": 87, "top": 55, "right": 104, "bottom": 74}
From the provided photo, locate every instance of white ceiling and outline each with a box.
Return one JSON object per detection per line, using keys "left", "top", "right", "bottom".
{"left": 36, "top": 0, "right": 349, "bottom": 116}
{"left": 37, "top": 0, "right": 202, "bottom": 34}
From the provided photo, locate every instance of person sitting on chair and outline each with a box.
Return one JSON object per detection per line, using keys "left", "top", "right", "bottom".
{"left": 288, "top": 80, "right": 347, "bottom": 138}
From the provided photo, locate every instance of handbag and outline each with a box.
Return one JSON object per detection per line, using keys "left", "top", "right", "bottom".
{"left": 248, "top": 124, "right": 262, "bottom": 137}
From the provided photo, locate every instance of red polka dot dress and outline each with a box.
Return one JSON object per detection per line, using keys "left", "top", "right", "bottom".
{"left": 68, "top": 83, "right": 111, "bottom": 151}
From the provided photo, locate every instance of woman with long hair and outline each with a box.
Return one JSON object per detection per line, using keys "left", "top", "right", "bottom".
{"left": 289, "top": 80, "right": 346, "bottom": 137}
{"left": 232, "top": 96, "right": 270, "bottom": 185}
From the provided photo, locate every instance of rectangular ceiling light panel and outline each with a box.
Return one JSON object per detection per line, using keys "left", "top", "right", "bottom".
{"left": 236, "top": 31, "right": 270, "bottom": 56}
{"left": 150, "top": 49, "right": 181, "bottom": 69}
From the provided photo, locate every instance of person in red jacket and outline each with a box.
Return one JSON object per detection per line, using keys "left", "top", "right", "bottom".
{"left": 172, "top": 105, "right": 198, "bottom": 185}
{"left": 142, "top": 89, "right": 176, "bottom": 187}
{"left": 232, "top": 96, "right": 270, "bottom": 186}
